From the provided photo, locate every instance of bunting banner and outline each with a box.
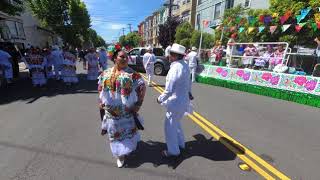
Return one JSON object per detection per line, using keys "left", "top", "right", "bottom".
{"left": 315, "top": 13, "right": 320, "bottom": 23}
{"left": 259, "top": 15, "right": 265, "bottom": 23}
{"left": 248, "top": 16, "right": 257, "bottom": 25}
{"left": 270, "top": 26, "right": 277, "bottom": 34}
{"left": 264, "top": 16, "right": 272, "bottom": 24}
{"left": 300, "top": 7, "right": 312, "bottom": 20}
{"left": 280, "top": 11, "right": 292, "bottom": 24}
{"left": 296, "top": 15, "right": 303, "bottom": 23}
{"left": 239, "top": 27, "right": 245, "bottom": 33}
{"left": 295, "top": 23, "right": 306, "bottom": 32}
{"left": 236, "top": 17, "right": 241, "bottom": 24}
{"left": 281, "top": 24, "right": 291, "bottom": 32}
{"left": 272, "top": 13, "right": 279, "bottom": 18}
{"left": 258, "top": 26, "right": 265, "bottom": 33}
{"left": 248, "top": 27, "right": 255, "bottom": 34}
{"left": 311, "top": 23, "right": 318, "bottom": 32}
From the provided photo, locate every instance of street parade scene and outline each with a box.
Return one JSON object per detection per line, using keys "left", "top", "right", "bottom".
{"left": 1, "top": 0, "right": 320, "bottom": 180}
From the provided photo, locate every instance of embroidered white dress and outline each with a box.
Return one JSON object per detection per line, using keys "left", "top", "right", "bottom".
{"left": 85, "top": 53, "right": 100, "bottom": 80}
{"left": 25, "top": 54, "right": 47, "bottom": 86}
{"left": 61, "top": 52, "right": 78, "bottom": 83}
{"left": 98, "top": 67, "right": 145, "bottom": 157}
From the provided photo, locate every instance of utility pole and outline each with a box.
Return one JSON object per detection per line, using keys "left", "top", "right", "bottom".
{"left": 128, "top": 24, "right": 132, "bottom": 33}
{"left": 164, "top": 0, "right": 178, "bottom": 45}
{"left": 121, "top": 28, "right": 125, "bottom": 36}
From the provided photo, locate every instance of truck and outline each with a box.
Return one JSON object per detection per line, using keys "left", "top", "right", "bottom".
{"left": 127, "top": 47, "right": 170, "bottom": 76}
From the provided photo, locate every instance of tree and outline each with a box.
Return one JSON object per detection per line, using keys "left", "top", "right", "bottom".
{"left": 191, "top": 31, "right": 214, "bottom": 49}
{"left": 158, "top": 18, "right": 181, "bottom": 48}
{"left": 175, "top": 22, "right": 194, "bottom": 48}
{"left": 27, "top": 0, "right": 92, "bottom": 48}
{"left": 0, "top": 0, "right": 24, "bottom": 15}
{"left": 118, "top": 32, "right": 142, "bottom": 48}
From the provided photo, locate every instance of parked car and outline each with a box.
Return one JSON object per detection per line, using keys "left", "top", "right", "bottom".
{"left": 0, "top": 65, "right": 4, "bottom": 88}
{"left": 127, "top": 47, "right": 170, "bottom": 75}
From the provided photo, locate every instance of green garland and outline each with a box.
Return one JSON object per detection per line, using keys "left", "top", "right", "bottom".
{"left": 196, "top": 76, "right": 320, "bottom": 108}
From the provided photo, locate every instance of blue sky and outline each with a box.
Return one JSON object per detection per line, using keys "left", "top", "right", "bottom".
{"left": 82, "top": 0, "right": 165, "bottom": 43}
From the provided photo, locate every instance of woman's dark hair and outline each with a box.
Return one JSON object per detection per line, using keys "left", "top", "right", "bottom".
{"left": 112, "top": 49, "right": 122, "bottom": 62}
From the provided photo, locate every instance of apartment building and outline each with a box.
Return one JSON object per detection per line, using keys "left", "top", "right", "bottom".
{"left": 195, "top": 0, "right": 270, "bottom": 33}
{"left": 172, "top": 0, "right": 197, "bottom": 28}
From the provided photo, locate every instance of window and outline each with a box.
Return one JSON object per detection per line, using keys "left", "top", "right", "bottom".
{"left": 196, "top": 14, "right": 201, "bottom": 30}
{"left": 140, "top": 49, "right": 146, "bottom": 56}
{"left": 198, "top": 0, "right": 202, "bottom": 5}
{"left": 225, "top": 0, "right": 234, "bottom": 9}
{"left": 129, "top": 49, "right": 140, "bottom": 56}
{"left": 214, "top": 2, "right": 222, "bottom": 20}
{"left": 244, "top": 0, "right": 251, "bottom": 8}
{"left": 6, "top": 21, "right": 18, "bottom": 38}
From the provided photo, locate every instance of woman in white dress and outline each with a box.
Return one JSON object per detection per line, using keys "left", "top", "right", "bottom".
{"left": 98, "top": 49, "right": 146, "bottom": 168}
{"left": 85, "top": 48, "right": 100, "bottom": 80}
{"left": 62, "top": 49, "right": 78, "bottom": 85}
{"left": 25, "top": 49, "right": 47, "bottom": 87}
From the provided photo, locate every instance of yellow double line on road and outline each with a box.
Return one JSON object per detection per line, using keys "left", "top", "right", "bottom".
{"left": 141, "top": 74, "right": 290, "bottom": 180}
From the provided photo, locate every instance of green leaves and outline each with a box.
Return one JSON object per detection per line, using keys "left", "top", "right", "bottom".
{"left": 0, "top": 0, "right": 24, "bottom": 15}
{"left": 119, "top": 32, "right": 142, "bottom": 48}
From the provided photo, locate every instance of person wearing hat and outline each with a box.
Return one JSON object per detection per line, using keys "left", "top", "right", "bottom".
{"left": 143, "top": 46, "right": 156, "bottom": 86}
{"left": 157, "top": 43, "right": 193, "bottom": 158}
{"left": 185, "top": 47, "right": 198, "bottom": 83}
{"left": 98, "top": 47, "right": 108, "bottom": 70}
{"left": 85, "top": 47, "right": 100, "bottom": 80}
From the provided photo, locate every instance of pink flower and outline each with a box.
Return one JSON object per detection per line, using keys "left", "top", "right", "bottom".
{"left": 243, "top": 72, "right": 251, "bottom": 81}
{"left": 216, "top": 67, "right": 223, "bottom": 74}
{"left": 294, "top": 76, "right": 307, "bottom": 86}
{"left": 270, "top": 76, "right": 280, "bottom": 85}
{"left": 262, "top": 73, "right": 272, "bottom": 81}
{"left": 236, "top": 70, "right": 244, "bottom": 77}
{"left": 221, "top": 70, "right": 228, "bottom": 77}
{"left": 304, "top": 80, "right": 317, "bottom": 91}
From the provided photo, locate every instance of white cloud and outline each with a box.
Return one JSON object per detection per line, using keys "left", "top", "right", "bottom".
{"left": 110, "top": 23, "right": 126, "bottom": 30}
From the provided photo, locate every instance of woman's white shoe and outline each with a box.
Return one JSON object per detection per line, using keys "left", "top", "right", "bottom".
{"left": 116, "top": 158, "right": 125, "bottom": 168}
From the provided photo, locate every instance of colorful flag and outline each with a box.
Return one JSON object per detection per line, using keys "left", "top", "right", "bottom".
{"left": 315, "top": 13, "right": 320, "bottom": 23}
{"left": 236, "top": 17, "right": 241, "bottom": 24}
{"left": 259, "top": 15, "right": 265, "bottom": 23}
{"left": 311, "top": 23, "right": 318, "bottom": 32}
{"left": 296, "top": 15, "right": 303, "bottom": 23}
{"left": 272, "top": 13, "right": 279, "bottom": 18}
{"left": 280, "top": 11, "right": 292, "bottom": 24}
{"left": 248, "top": 27, "right": 255, "bottom": 34}
{"left": 270, "top": 26, "right": 277, "bottom": 34}
{"left": 239, "top": 27, "right": 245, "bottom": 33}
{"left": 300, "top": 7, "right": 312, "bottom": 20}
{"left": 264, "top": 16, "right": 272, "bottom": 24}
{"left": 281, "top": 24, "right": 291, "bottom": 32}
{"left": 295, "top": 23, "right": 306, "bottom": 32}
{"left": 258, "top": 26, "right": 265, "bottom": 33}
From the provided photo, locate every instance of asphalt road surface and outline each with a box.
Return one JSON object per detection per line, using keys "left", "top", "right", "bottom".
{"left": 0, "top": 63, "right": 319, "bottom": 180}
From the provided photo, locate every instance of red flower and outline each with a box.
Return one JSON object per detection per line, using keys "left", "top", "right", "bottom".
{"left": 294, "top": 76, "right": 307, "bottom": 86}
{"left": 236, "top": 70, "right": 244, "bottom": 77}
{"left": 262, "top": 73, "right": 272, "bottom": 81}
{"left": 216, "top": 67, "right": 223, "bottom": 74}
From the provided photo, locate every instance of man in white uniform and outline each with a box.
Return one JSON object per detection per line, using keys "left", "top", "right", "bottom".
{"left": 157, "top": 43, "right": 192, "bottom": 157}
{"left": 0, "top": 45, "right": 13, "bottom": 83}
{"left": 98, "top": 47, "right": 108, "bottom": 70}
{"left": 50, "top": 45, "right": 64, "bottom": 80}
{"left": 143, "top": 46, "right": 155, "bottom": 86}
{"left": 185, "top": 47, "right": 198, "bottom": 83}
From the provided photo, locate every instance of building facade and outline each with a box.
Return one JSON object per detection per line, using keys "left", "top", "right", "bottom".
{"left": 195, "top": 0, "right": 270, "bottom": 33}
{"left": 172, "top": 0, "right": 197, "bottom": 28}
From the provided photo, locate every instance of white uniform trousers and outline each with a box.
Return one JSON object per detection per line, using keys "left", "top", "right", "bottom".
{"left": 189, "top": 66, "right": 196, "bottom": 83}
{"left": 164, "top": 111, "right": 186, "bottom": 156}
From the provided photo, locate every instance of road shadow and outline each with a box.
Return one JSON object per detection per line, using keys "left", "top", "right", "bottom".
{"left": 125, "top": 134, "right": 240, "bottom": 169}
{"left": 0, "top": 72, "right": 98, "bottom": 105}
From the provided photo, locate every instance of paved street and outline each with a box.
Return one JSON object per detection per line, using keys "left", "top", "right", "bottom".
{"left": 0, "top": 64, "right": 319, "bottom": 180}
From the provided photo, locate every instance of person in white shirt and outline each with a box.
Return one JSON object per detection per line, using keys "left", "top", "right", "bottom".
{"left": 315, "top": 37, "right": 320, "bottom": 63}
{"left": 165, "top": 44, "right": 172, "bottom": 60}
{"left": 50, "top": 45, "right": 64, "bottom": 80}
{"left": 157, "top": 43, "right": 193, "bottom": 157}
{"left": 0, "top": 45, "right": 13, "bottom": 83}
{"left": 226, "top": 34, "right": 237, "bottom": 67}
{"left": 143, "top": 46, "right": 155, "bottom": 86}
{"left": 98, "top": 47, "right": 108, "bottom": 70}
{"left": 185, "top": 47, "right": 198, "bottom": 83}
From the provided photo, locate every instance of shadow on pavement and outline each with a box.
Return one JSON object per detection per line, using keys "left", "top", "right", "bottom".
{"left": 0, "top": 72, "right": 98, "bottom": 105}
{"left": 125, "top": 134, "right": 238, "bottom": 169}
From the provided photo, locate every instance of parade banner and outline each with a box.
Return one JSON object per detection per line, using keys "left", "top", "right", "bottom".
{"left": 198, "top": 65, "right": 320, "bottom": 96}
{"left": 270, "top": 26, "right": 277, "bottom": 34}
{"left": 282, "top": 24, "right": 291, "bottom": 32}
